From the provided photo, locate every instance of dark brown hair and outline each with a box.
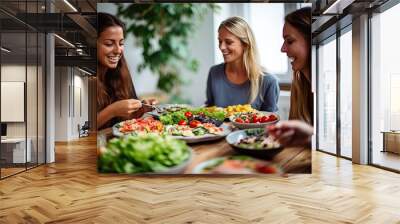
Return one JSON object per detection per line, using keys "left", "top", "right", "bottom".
{"left": 285, "top": 7, "right": 313, "bottom": 125}
{"left": 97, "top": 12, "right": 137, "bottom": 113}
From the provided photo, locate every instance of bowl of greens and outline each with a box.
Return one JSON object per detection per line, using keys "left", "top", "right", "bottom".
{"left": 226, "top": 128, "right": 283, "bottom": 160}
{"left": 98, "top": 134, "right": 192, "bottom": 174}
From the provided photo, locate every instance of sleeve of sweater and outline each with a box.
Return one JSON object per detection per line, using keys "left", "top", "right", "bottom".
{"left": 205, "top": 67, "right": 214, "bottom": 106}
{"left": 260, "top": 74, "right": 280, "bottom": 112}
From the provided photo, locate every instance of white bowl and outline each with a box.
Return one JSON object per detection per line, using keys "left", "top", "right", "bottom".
{"left": 229, "top": 112, "right": 279, "bottom": 129}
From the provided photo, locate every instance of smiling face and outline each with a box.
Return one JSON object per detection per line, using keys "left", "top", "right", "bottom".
{"left": 218, "top": 27, "right": 245, "bottom": 64}
{"left": 97, "top": 26, "right": 124, "bottom": 69}
{"left": 281, "top": 22, "right": 310, "bottom": 73}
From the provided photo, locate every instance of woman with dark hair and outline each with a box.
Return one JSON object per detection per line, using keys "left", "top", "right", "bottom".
{"left": 282, "top": 7, "right": 313, "bottom": 125}
{"left": 97, "top": 12, "right": 155, "bottom": 129}
{"left": 268, "top": 7, "right": 314, "bottom": 147}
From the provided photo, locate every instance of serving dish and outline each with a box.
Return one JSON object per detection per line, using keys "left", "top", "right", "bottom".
{"left": 229, "top": 111, "right": 279, "bottom": 129}
{"left": 225, "top": 128, "right": 283, "bottom": 160}
{"left": 192, "top": 155, "right": 282, "bottom": 174}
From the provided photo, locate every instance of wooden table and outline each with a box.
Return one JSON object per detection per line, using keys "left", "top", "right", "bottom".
{"left": 98, "top": 126, "right": 311, "bottom": 174}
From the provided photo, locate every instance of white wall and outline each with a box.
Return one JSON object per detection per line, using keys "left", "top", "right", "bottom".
{"left": 180, "top": 10, "right": 215, "bottom": 106}
{"left": 54, "top": 67, "right": 89, "bottom": 141}
{"left": 98, "top": 3, "right": 215, "bottom": 106}
{"left": 1, "top": 64, "right": 46, "bottom": 163}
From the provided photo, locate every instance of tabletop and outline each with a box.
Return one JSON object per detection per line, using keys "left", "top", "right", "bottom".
{"left": 98, "top": 125, "right": 311, "bottom": 174}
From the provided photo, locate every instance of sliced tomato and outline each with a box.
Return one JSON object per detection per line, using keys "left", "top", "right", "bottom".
{"left": 184, "top": 111, "right": 193, "bottom": 118}
{"left": 260, "top": 116, "right": 269, "bottom": 123}
{"left": 256, "top": 165, "right": 277, "bottom": 174}
{"left": 252, "top": 114, "right": 259, "bottom": 123}
{"left": 178, "top": 120, "right": 187, "bottom": 126}
{"left": 235, "top": 118, "right": 244, "bottom": 123}
{"left": 268, "top": 115, "right": 277, "bottom": 121}
{"left": 189, "top": 120, "right": 201, "bottom": 128}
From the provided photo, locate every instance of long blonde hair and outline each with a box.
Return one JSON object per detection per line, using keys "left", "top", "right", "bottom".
{"left": 219, "top": 16, "right": 263, "bottom": 103}
{"left": 285, "top": 7, "right": 313, "bottom": 125}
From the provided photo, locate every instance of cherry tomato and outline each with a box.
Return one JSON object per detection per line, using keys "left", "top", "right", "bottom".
{"left": 269, "top": 115, "right": 277, "bottom": 121}
{"left": 235, "top": 118, "right": 244, "bottom": 123}
{"left": 256, "top": 165, "right": 277, "bottom": 174}
{"left": 260, "top": 116, "right": 269, "bottom": 123}
{"left": 189, "top": 120, "right": 201, "bottom": 128}
{"left": 244, "top": 118, "right": 250, "bottom": 123}
{"left": 252, "top": 115, "right": 259, "bottom": 123}
{"left": 178, "top": 120, "right": 187, "bottom": 126}
{"left": 184, "top": 111, "right": 193, "bottom": 118}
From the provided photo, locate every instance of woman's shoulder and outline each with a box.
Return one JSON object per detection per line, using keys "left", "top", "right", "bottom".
{"left": 209, "top": 63, "right": 225, "bottom": 76}
{"left": 261, "top": 72, "right": 279, "bottom": 85}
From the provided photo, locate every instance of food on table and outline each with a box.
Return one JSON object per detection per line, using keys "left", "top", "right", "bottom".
{"left": 117, "top": 117, "right": 163, "bottom": 135}
{"left": 165, "top": 122, "right": 224, "bottom": 137}
{"left": 155, "top": 104, "right": 190, "bottom": 114}
{"left": 98, "top": 134, "right": 190, "bottom": 173}
{"left": 232, "top": 112, "right": 278, "bottom": 124}
{"left": 235, "top": 135, "right": 280, "bottom": 150}
{"left": 198, "top": 156, "right": 279, "bottom": 174}
{"left": 203, "top": 106, "right": 225, "bottom": 113}
{"left": 224, "top": 104, "right": 255, "bottom": 117}
{"left": 115, "top": 108, "right": 228, "bottom": 139}
{"left": 159, "top": 108, "right": 225, "bottom": 126}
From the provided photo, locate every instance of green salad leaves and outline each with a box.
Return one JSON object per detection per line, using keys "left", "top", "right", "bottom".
{"left": 98, "top": 134, "right": 190, "bottom": 173}
{"left": 159, "top": 108, "right": 226, "bottom": 125}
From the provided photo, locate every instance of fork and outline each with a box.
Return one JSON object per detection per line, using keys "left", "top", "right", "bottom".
{"left": 141, "top": 100, "right": 163, "bottom": 113}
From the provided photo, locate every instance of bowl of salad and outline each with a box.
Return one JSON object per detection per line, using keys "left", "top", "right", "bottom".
{"left": 226, "top": 128, "right": 283, "bottom": 160}
{"left": 98, "top": 134, "right": 193, "bottom": 174}
{"left": 229, "top": 111, "right": 279, "bottom": 129}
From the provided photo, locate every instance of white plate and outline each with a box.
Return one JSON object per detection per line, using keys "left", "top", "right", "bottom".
{"left": 171, "top": 123, "right": 231, "bottom": 143}
{"left": 112, "top": 121, "right": 163, "bottom": 137}
{"left": 192, "top": 155, "right": 282, "bottom": 174}
{"left": 146, "top": 104, "right": 191, "bottom": 118}
{"left": 112, "top": 122, "right": 231, "bottom": 144}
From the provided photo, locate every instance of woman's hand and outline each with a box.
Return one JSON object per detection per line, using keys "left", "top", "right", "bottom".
{"left": 141, "top": 98, "right": 159, "bottom": 113}
{"left": 141, "top": 98, "right": 158, "bottom": 105}
{"left": 111, "top": 99, "right": 142, "bottom": 118}
{"left": 266, "top": 120, "right": 313, "bottom": 147}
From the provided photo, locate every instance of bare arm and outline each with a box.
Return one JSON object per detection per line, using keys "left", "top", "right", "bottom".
{"left": 97, "top": 99, "right": 142, "bottom": 129}
{"left": 97, "top": 104, "right": 116, "bottom": 129}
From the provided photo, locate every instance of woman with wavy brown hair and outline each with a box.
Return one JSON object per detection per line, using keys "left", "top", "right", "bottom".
{"left": 97, "top": 13, "right": 155, "bottom": 129}
{"left": 268, "top": 7, "right": 313, "bottom": 147}
{"left": 281, "top": 7, "right": 313, "bottom": 125}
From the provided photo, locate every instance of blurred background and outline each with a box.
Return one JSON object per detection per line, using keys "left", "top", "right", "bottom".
{"left": 98, "top": 3, "right": 311, "bottom": 121}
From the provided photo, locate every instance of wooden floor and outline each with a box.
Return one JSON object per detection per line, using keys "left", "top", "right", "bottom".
{"left": 0, "top": 136, "right": 400, "bottom": 223}
{"left": 372, "top": 150, "right": 400, "bottom": 171}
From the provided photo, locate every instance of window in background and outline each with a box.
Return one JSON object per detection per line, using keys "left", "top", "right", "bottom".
{"left": 339, "top": 28, "right": 352, "bottom": 158}
{"left": 371, "top": 3, "right": 400, "bottom": 171}
{"left": 213, "top": 3, "right": 289, "bottom": 80}
{"left": 249, "top": 4, "right": 288, "bottom": 77}
{"left": 317, "top": 36, "right": 337, "bottom": 155}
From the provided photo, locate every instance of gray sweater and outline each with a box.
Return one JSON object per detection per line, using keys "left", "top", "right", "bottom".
{"left": 205, "top": 63, "right": 279, "bottom": 112}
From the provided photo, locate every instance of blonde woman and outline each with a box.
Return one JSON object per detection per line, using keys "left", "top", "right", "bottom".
{"left": 205, "top": 16, "right": 279, "bottom": 112}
